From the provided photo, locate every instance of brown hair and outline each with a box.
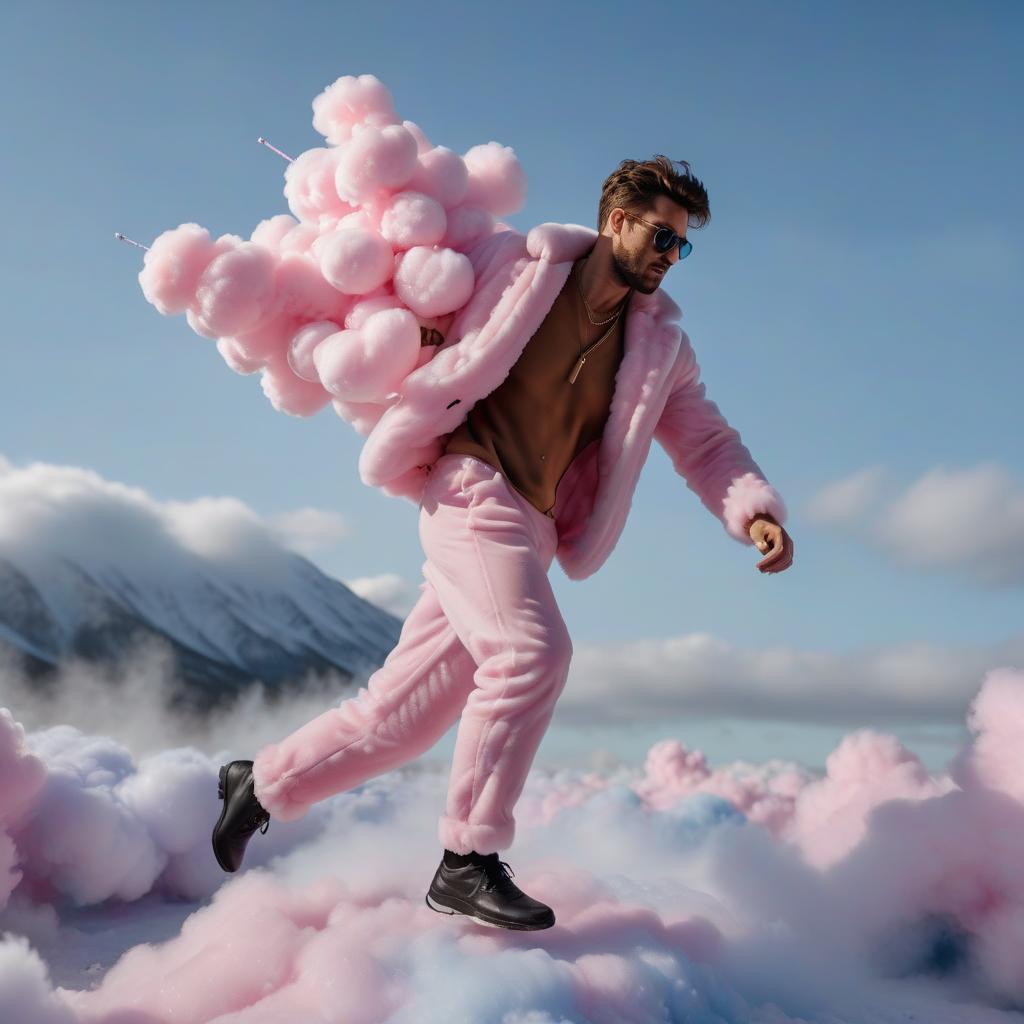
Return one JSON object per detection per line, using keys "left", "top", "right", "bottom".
{"left": 597, "top": 155, "right": 710, "bottom": 233}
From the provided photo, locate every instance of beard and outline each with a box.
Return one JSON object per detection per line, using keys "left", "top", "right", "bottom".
{"left": 610, "top": 239, "right": 666, "bottom": 294}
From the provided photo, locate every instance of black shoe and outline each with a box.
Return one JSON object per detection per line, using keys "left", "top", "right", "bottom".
{"left": 211, "top": 760, "right": 270, "bottom": 873}
{"left": 425, "top": 850, "right": 555, "bottom": 930}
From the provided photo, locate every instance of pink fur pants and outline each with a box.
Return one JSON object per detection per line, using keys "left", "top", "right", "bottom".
{"left": 251, "top": 452, "right": 572, "bottom": 855}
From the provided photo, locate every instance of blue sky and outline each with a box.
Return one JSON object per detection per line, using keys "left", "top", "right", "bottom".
{"left": 2, "top": 1, "right": 1021, "bottom": 770}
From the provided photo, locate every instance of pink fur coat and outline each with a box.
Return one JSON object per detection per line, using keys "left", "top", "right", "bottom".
{"left": 359, "top": 220, "right": 788, "bottom": 581}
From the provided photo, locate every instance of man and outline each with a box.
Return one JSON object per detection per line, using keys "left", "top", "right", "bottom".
{"left": 212, "top": 156, "right": 794, "bottom": 931}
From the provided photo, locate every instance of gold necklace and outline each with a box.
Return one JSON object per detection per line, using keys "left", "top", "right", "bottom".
{"left": 568, "top": 260, "right": 630, "bottom": 384}
{"left": 574, "top": 257, "right": 625, "bottom": 325}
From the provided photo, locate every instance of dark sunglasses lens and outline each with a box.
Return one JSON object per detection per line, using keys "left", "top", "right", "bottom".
{"left": 678, "top": 238, "right": 692, "bottom": 260}
{"left": 653, "top": 227, "right": 674, "bottom": 253}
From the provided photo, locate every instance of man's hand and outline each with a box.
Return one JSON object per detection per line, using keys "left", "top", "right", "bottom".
{"left": 744, "top": 512, "right": 794, "bottom": 575}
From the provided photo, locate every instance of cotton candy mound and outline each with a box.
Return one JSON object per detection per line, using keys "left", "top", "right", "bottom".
{"left": 0, "top": 719, "right": 322, "bottom": 911}
{"left": 6, "top": 666, "right": 1024, "bottom": 1017}
{"left": 136, "top": 71, "right": 526, "bottom": 427}
{"left": 0, "top": 709, "right": 47, "bottom": 908}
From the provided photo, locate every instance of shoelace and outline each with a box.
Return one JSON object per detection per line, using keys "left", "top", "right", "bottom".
{"left": 245, "top": 808, "right": 270, "bottom": 835}
{"left": 480, "top": 858, "right": 517, "bottom": 894}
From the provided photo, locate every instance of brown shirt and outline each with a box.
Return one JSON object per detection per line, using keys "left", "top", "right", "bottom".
{"left": 442, "top": 257, "right": 633, "bottom": 518}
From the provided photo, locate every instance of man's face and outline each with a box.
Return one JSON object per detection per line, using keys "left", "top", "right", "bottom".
{"left": 607, "top": 195, "right": 689, "bottom": 295}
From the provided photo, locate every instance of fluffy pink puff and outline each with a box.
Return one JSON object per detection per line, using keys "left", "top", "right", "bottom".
{"left": 278, "top": 222, "right": 319, "bottom": 257}
{"left": 402, "top": 119, "right": 433, "bottom": 154}
{"left": 344, "top": 287, "right": 446, "bottom": 379}
{"left": 0, "top": 710, "right": 47, "bottom": 908}
{"left": 311, "top": 73, "right": 399, "bottom": 146}
{"left": 949, "top": 667, "right": 1024, "bottom": 802}
{"left": 344, "top": 292, "right": 406, "bottom": 329}
{"left": 250, "top": 213, "right": 301, "bottom": 251}
{"left": 331, "top": 395, "right": 396, "bottom": 437}
{"left": 393, "top": 246, "right": 475, "bottom": 318}
{"left": 317, "top": 207, "right": 377, "bottom": 240}
{"left": 260, "top": 348, "right": 333, "bottom": 417}
{"left": 287, "top": 321, "right": 341, "bottom": 382}
{"left": 139, "top": 224, "right": 236, "bottom": 316}
{"left": 190, "top": 241, "right": 277, "bottom": 338}
{"left": 272, "top": 254, "right": 352, "bottom": 322}
{"left": 220, "top": 311, "right": 303, "bottom": 367}
{"left": 0, "top": 709, "right": 47, "bottom": 832}
{"left": 312, "top": 208, "right": 369, "bottom": 247}
{"left": 462, "top": 141, "right": 528, "bottom": 216}
{"left": 284, "top": 147, "right": 356, "bottom": 225}
{"left": 379, "top": 191, "right": 447, "bottom": 250}
{"left": 408, "top": 146, "right": 469, "bottom": 209}
{"left": 216, "top": 336, "right": 264, "bottom": 375}
{"left": 317, "top": 227, "right": 394, "bottom": 295}
{"left": 334, "top": 123, "right": 419, "bottom": 205}
{"left": 313, "top": 307, "right": 420, "bottom": 403}
{"left": 441, "top": 204, "right": 497, "bottom": 251}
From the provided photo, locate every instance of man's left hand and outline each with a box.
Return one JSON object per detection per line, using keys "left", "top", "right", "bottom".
{"left": 745, "top": 513, "right": 794, "bottom": 575}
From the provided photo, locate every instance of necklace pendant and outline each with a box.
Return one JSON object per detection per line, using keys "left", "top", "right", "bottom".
{"left": 568, "top": 355, "right": 585, "bottom": 384}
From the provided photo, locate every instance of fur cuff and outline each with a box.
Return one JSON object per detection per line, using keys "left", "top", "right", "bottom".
{"left": 722, "top": 472, "right": 788, "bottom": 544}
{"left": 437, "top": 814, "right": 514, "bottom": 855}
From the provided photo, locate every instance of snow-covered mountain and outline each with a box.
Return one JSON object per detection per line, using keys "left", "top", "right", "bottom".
{"left": 0, "top": 546, "right": 404, "bottom": 710}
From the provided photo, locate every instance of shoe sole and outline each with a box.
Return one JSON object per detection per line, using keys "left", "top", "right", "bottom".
{"left": 424, "top": 890, "right": 554, "bottom": 931}
{"left": 211, "top": 764, "right": 235, "bottom": 873}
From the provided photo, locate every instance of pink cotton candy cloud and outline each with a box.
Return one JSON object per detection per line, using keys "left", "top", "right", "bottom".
{"left": 463, "top": 140, "right": 529, "bottom": 216}
{"left": 334, "top": 123, "right": 420, "bottom": 205}
{"left": 135, "top": 71, "right": 528, "bottom": 433}
{"left": 402, "top": 118, "right": 433, "bottom": 154}
{"left": 287, "top": 321, "right": 340, "bottom": 382}
{"left": 785, "top": 728, "right": 955, "bottom": 870}
{"left": 138, "top": 224, "right": 231, "bottom": 317}
{"left": 0, "top": 717, "right": 321, "bottom": 912}
{"left": 312, "top": 307, "right": 420, "bottom": 404}
{"left": 222, "top": 311, "right": 301, "bottom": 367}
{"left": 330, "top": 395, "right": 395, "bottom": 437}
{"left": 380, "top": 190, "right": 448, "bottom": 249}
{"left": 311, "top": 72, "right": 399, "bottom": 146}
{"left": 192, "top": 242, "right": 278, "bottom": 337}
{"left": 949, "top": 664, "right": 1024, "bottom": 801}
{"left": 393, "top": 245, "right": 475, "bottom": 318}
{"left": 442, "top": 203, "right": 497, "bottom": 251}
{"left": 271, "top": 253, "right": 349, "bottom": 321}
{"left": 0, "top": 710, "right": 47, "bottom": 908}
{"left": 633, "top": 739, "right": 810, "bottom": 837}
{"left": 260, "top": 349, "right": 333, "bottom": 417}
{"left": 283, "top": 147, "right": 356, "bottom": 224}
{"left": 317, "top": 226, "right": 395, "bottom": 295}
{"left": 249, "top": 212, "right": 300, "bottom": 251}
{"left": 409, "top": 145, "right": 470, "bottom": 208}
{"left": 9, "top": 665, "right": 1024, "bottom": 1014}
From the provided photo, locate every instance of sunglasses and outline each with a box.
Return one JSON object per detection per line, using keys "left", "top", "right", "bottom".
{"left": 621, "top": 211, "right": 693, "bottom": 260}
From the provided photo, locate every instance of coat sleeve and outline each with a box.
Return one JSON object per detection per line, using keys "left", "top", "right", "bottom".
{"left": 653, "top": 334, "right": 788, "bottom": 545}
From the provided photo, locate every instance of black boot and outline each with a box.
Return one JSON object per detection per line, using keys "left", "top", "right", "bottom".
{"left": 425, "top": 849, "right": 555, "bottom": 930}
{"left": 211, "top": 760, "right": 270, "bottom": 873}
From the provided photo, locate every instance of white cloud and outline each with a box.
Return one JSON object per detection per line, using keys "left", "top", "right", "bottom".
{"left": 0, "top": 455, "right": 356, "bottom": 587}
{"left": 343, "top": 572, "right": 422, "bottom": 618}
{"left": 804, "top": 464, "right": 888, "bottom": 526}
{"left": 808, "top": 461, "right": 1024, "bottom": 586}
{"left": 561, "top": 631, "right": 1024, "bottom": 727}
{"left": 268, "top": 506, "right": 352, "bottom": 556}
